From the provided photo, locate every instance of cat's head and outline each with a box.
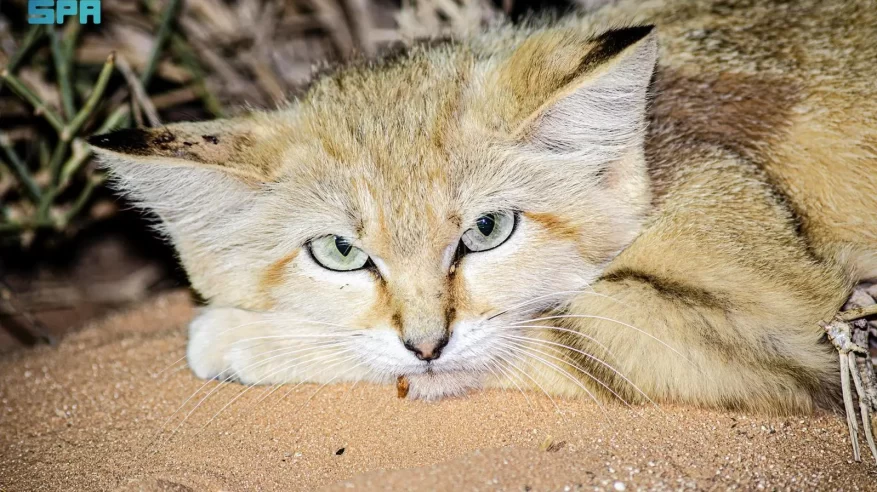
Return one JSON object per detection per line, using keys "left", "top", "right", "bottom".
{"left": 90, "top": 25, "right": 657, "bottom": 396}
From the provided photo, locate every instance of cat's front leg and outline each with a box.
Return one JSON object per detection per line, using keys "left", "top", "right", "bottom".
{"left": 186, "top": 307, "right": 368, "bottom": 387}
{"left": 186, "top": 307, "right": 269, "bottom": 383}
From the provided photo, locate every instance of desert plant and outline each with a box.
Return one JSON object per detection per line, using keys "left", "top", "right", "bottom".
{"left": 0, "top": 0, "right": 192, "bottom": 247}
{"left": 0, "top": 0, "right": 504, "bottom": 249}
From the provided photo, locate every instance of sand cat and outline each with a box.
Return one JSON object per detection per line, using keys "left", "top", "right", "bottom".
{"left": 90, "top": 0, "right": 877, "bottom": 414}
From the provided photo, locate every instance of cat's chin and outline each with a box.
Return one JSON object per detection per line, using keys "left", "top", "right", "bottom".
{"left": 404, "top": 370, "right": 483, "bottom": 401}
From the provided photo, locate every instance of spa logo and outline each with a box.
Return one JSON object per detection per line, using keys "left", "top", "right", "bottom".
{"left": 28, "top": 0, "right": 102, "bottom": 25}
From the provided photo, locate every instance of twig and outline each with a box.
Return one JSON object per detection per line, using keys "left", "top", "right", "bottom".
{"left": 169, "top": 35, "right": 224, "bottom": 116}
{"left": 3, "top": 265, "right": 162, "bottom": 312}
{"left": 61, "top": 53, "right": 116, "bottom": 145}
{"left": 151, "top": 87, "right": 199, "bottom": 109}
{"left": 116, "top": 55, "right": 162, "bottom": 127}
{"left": 94, "top": 105, "right": 132, "bottom": 134}
{"left": 849, "top": 348, "right": 877, "bottom": 465}
{"left": 841, "top": 304, "right": 877, "bottom": 322}
{"left": 0, "top": 25, "right": 44, "bottom": 95}
{"left": 0, "top": 69, "right": 65, "bottom": 133}
{"left": 839, "top": 335, "right": 862, "bottom": 461}
{"left": 341, "top": 0, "right": 377, "bottom": 56}
{"left": 130, "top": 94, "right": 145, "bottom": 127}
{"left": 313, "top": 0, "right": 357, "bottom": 59}
{"left": 58, "top": 139, "right": 92, "bottom": 189}
{"left": 61, "top": 19, "right": 82, "bottom": 66}
{"left": 46, "top": 53, "right": 115, "bottom": 189}
{"left": 49, "top": 27, "right": 76, "bottom": 119}
{"left": 60, "top": 107, "right": 130, "bottom": 189}
{"left": 60, "top": 174, "right": 105, "bottom": 228}
{"left": 0, "top": 132, "right": 41, "bottom": 201}
{"left": 0, "top": 217, "right": 55, "bottom": 234}
{"left": 32, "top": 53, "right": 116, "bottom": 220}
{"left": 825, "top": 288, "right": 877, "bottom": 468}
{"left": 141, "top": 0, "right": 183, "bottom": 88}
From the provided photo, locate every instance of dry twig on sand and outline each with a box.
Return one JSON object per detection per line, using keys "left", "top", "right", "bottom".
{"left": 822, "top": 286, "right": 877, "bottom": 466}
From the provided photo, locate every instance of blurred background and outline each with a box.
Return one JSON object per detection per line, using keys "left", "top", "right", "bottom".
{"left": 0, "top": 0, "right": 601, "bottom": 351}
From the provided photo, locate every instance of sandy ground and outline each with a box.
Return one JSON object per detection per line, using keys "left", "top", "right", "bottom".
{"left": 1, "top": 291, "right": 876, "bottom": 491}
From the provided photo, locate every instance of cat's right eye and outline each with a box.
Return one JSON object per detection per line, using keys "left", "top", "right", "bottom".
{"left": 309, "top": 235, "right": 370, "bottom": 272}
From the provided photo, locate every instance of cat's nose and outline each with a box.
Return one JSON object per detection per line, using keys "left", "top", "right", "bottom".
{"left": 403, "top": 336, "right": 449, "bottom": 362}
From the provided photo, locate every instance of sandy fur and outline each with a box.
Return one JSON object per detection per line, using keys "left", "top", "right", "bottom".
{"left": 91, "top": 0, "right": 877, "bottom": 414}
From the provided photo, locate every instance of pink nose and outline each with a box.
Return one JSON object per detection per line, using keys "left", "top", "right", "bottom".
{"left": 403, "top": 337, "right": 449, "bottom": 362}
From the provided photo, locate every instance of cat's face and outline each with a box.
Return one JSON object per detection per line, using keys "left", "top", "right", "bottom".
{"left": 91, "top": 26, "right": 657, "bottom": 398}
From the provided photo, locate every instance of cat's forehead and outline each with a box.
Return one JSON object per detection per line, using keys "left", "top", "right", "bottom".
{"left": 284, "top": 53, "right": 492, "bottom": 255}
{"left": 300, "top": 54, "right": 474, "bottom": 165}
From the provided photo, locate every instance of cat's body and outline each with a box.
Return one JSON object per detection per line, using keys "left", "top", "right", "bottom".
{"left": 91, "top": 0, "right": 877, "bottom": 414}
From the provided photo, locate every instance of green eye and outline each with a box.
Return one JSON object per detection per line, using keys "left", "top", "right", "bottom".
{"left": 309, "top": 235, "right": 370, "bottom": 271}
{"left": 461, "top": 211, "right": 516, "bottom": 252}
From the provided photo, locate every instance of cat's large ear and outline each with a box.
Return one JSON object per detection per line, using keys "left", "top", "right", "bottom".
{"left": 497, "top": 25, "right": 658, "bottom": 165}
{"left": 88, "top": 115, "right": 291, "bottom": 304}
{"left": 89, "top": 114, "right": 289, "bottom": 181}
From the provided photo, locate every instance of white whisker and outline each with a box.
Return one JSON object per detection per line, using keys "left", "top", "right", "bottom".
{"left": 486, "top": 356, "right": 535, "bottom": 412}
{"left": 502, "top": 336, "right": 629, "bottom": 408}
{"left": 488, "top": 287, "right": 601, "bottom": 320}
{"left": 493, "top": 342, "right": 565, "bottom": 416}
{"left": 196, "top": 348, "right": 358, "bottom": 435}
{"left": 502, "top": 338, "right": 611, "bottom": 413}
{"left": 503, "top": 333, "right": 659, "bottom": 409}
{"left": 512, "top": 314, "right": 705, "bottom": 376}
{"left": 157, "top": 341, "right": 350, "bottom": 447}
{"left": 505, "top": 324, "right": 617, "bottom": 360}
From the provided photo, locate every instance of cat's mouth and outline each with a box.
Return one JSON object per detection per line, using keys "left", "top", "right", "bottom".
{"left": 398, "top": 368, "right": 485, "bottom": 400}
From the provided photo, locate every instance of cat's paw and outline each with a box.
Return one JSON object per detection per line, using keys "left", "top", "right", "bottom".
{"left": 186, "top": 307, "right": 265, "bottom": 382}
{"left": 186, "top": 307, "right": 365, "bottom": 387}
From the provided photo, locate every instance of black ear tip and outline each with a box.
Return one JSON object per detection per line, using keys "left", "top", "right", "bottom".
{"left": 594, "top": 24, "right": 656, "bottom": 47}
{"left": 631, "top": 24, "right": 656, "bottom": 36}
{"left": 87, "top": 128, "right": 151, "bottom": 154}
{"left": 86, "top": 133, "right": 110, "bottom": 147}
{"left": 615, "top": 24, "right": 656, "bottom": 38}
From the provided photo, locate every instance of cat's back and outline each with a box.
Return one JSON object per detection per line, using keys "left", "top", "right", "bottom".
{"left": 622, "top": 0, "right": 877, "bottom": 87}
{"left": 594, "top": 0, "right": 877, "bottom": 271}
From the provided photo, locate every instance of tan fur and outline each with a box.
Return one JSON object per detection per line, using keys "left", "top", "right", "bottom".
{"left": 259, "top": 250, "right": 300, "bottom": 303}
{"left": 91, "top": 0, "right": 876, "bottom": 413}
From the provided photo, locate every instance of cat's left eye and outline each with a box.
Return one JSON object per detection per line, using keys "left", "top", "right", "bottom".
{"left": 461, "top": 211, "right": 516, "bottom": 252}
{"left": 309, "top": 235, "right": 370, "bottom": 271}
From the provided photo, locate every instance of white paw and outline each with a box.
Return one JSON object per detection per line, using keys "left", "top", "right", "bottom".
{"left": 186, "top": 307, "right": 262, "bottom": 382}
{"left": 185, "top": 307, "right": 366, "bottom": 387}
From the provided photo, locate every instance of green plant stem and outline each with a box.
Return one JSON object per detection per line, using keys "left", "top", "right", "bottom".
{"left": 60, "top": 174, "right": 105, "bottom": 227}
{"left": 61, "top": 53, "right": 116, "bottom": 145}
{"left": 0, "top": 133, "right": 42, "bottom": 201}
{"left": 49, "top": 28, "right": 76, "bottom": 119}
{"left": 0, "top": 70, "right": 65, "bottom": 133}
{"left": 62, "top": 20, "right": 82, "bottom": 67}
{"left": 170, "top": 35, "right": 224, "bottom": 117}
{"left": 97, "top": 105, "right": 132, "bottom": 134}
{"left": 142, "top": 0, "right": 182, "bottom": 88}
{"left": 38, "top": 140, "right": 51, "bottom": 170}
{"left": 0, "top": 25, "right": 44, "bottom": 95}
{"left": 31, "top": 53, "right": 116, "bottom": 220}
{"left": 60, "top": 106, "right": 130, "bottom": 188}
{"left": 131, "top": 0, "right": 222, "bottom": 125}
{"left": 46, "top": 53, "right": 115, "bottom": 189}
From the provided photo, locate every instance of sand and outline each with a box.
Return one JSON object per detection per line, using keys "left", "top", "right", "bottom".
{"left": 1, "top": 291, "right": 875, "bottom": 490}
